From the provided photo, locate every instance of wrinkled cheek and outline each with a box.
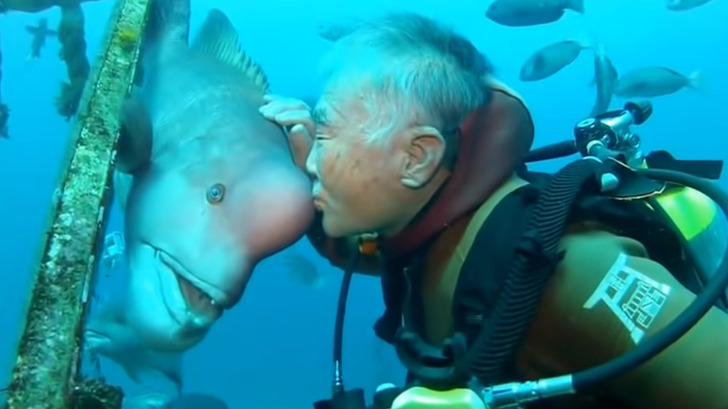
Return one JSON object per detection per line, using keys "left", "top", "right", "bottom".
{"left": 319, "top": 146, "right": 343, "bottom": 189}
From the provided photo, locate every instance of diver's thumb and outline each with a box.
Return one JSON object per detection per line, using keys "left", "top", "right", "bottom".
{"left": 285, "top": 123, "right": 313, "bottom": 170}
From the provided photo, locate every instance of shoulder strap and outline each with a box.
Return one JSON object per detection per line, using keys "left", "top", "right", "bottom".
{"left": 373, "top": 176, "right": 532, "bottom": 345}
{"left": 451, "top": 176, "right": 544, "bottom": 348}
{"left": 416, "top": 176, "right": 532, "bottom": 345}
{"left": 449, "top": 177, "right": 531, "bottom": 271}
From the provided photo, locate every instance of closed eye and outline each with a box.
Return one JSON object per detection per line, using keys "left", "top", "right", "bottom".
{"left": 311, "top": 107, "right": 329, "bottom": 127}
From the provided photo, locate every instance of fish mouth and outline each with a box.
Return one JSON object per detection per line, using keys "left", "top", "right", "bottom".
{"left": 154, "top": 249, "right": 229, "bottom": 317}
{"left": 82, "top": 328, "right": 111, "bottom": 351}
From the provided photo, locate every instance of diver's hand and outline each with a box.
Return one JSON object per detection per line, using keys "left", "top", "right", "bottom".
{"left": 259, "top": 95, "right": 314, "bottom": 171}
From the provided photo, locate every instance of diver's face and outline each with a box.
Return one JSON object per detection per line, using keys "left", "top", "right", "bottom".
{"left": 306, "top": 83, "right": 405, "bottom": 238}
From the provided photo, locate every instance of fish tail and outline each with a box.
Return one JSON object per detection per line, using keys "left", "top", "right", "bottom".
{"left": 573, "top": 19, "right": 600, "bottom": 51}
{"left": 687, "top": 70, "right": 703, "bottom": 90}
{"left": 571, "top": 35, "right": 593, "bottom": 50}
{"left": 567, "top": 0, "right": 585, "bottom": 13}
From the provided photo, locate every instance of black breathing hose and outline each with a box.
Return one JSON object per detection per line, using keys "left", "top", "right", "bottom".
{"left": 571, "top": 168, "right": 728, "bottom": 390}
{"left": 468, "top": 162, "right": 728, "bottom": 406}
{"left": 332, "top": 250, "right": 361, "bottom": 393}
{"left": 468, "top": 158, "right": 600, "bottom": 385}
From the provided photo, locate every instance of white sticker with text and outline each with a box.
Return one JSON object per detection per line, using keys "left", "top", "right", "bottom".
{"left": 583, "top": 253, "right": 672, "bottom": 344}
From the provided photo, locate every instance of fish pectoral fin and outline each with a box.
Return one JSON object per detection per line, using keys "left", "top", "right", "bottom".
{"left": 117, "top": 97, "right": 153, "bottom": 174}
{"left": 113, "top": 171, "right": 133, "bottom": 214}
{"left": 587, "top": 75, "right": 596, "bottom": 87}
{"left": 122, "top": 363, "right": 142, "bottom": 384}
{"left": 190, "top": 9, "right": 270, "bottom": 93}
{"left": 25, "top": 25, "right": 39, "bottom": 34}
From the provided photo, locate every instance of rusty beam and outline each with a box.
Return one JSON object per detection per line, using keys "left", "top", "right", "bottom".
{"left": 4, "top": 0, "right": 150, "bottom": 408}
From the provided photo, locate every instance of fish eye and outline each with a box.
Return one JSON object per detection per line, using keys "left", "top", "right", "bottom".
{"left": 206, "top": 183, "right": 226, "bottom": 204}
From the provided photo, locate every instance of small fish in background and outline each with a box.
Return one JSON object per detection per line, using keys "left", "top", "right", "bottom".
{"left": 25, "top": 17, "right": 56, "bottom": 60}
{"left": 279, "top": 250, "right": 324, "bottom": 287}
{"left": 124, "top": 392, "right": 229, "bottom": 409}
{"left": 316, "top": 20, "right": 357, "bottom": 42}
{"left": 588, "top": 44, "right": 619, "bottom": 117}
{"left": 485, "top": 0, "right": 584, "bottom": 27}
{"left": 519, "top": 39, "right": 589, "bottom": 81}
{"left": 83, "top": 297, "right": 184, "bottom": 392}
{"left": 667, "top": 0, "right": 713, "bottom": 11}
{"left": 613, "top": 67, "right": 701, "bottom": 98}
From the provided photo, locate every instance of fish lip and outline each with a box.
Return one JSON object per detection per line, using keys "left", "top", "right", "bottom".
{"left": 83, "top": 328, "right": 106, "bottom": 342}
{"left": 82, "top": 329, "right": 111, "bottom": 351}
{"left": 153, "top": 249, "right": 232, "bottom": 310}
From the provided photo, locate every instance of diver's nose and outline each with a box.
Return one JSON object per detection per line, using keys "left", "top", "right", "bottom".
{"left": 305, "top": 142, "right": 319, "bottom": 180}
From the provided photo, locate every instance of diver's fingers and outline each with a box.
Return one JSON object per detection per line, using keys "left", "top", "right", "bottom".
{"left": 274, "top": 110, "right": 315, "bottom": 137}
{"left": 263, "top": 94, "right": 309, "bottom": 105}
{"left": 260, "top": 103, "right": 309, "bottom": 123}
{"left": 287, "top": 124, "right": 313, "bottom": 170}
{"left": 260, "top": 96, "right": 310, "bottom": 114}
{"left": 263, "top": 94, "right": 291, "bottom": 103}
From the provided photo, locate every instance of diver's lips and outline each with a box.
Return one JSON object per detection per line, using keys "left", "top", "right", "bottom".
{"left": 312, "top": 194, "right": 324, "bottom": 210}
{"left": 155, "top": 251, "right": 230, "bottom": 313}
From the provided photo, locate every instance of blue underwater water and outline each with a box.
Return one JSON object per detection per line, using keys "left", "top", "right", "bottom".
{"left": 0, "top": 0, "right": 726, "bottom": 408}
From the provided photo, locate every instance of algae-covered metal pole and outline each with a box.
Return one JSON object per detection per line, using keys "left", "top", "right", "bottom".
{"left": 3, "top": 0, "right": 150, "bottom": 408}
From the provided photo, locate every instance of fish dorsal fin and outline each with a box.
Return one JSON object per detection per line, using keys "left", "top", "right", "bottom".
{"left": 190, "top": 9, "right": 270, "bottom": 93}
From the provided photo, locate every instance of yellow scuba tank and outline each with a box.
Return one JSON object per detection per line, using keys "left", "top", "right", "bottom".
{"left": 644, "top": 160, "right": 718, "bottom": 241}
{"left": 641, "top": 160, "right": 728, "bottom": 275}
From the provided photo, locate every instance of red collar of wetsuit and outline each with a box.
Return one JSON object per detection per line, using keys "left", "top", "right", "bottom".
{"left": 381, "top": 88, "right": 535, "bottom": 259}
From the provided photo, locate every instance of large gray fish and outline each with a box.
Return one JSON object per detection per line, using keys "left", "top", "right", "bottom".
{"left": 485, "top": 0, "right": 584, "bottom": 27}
{"left": 519, "top": 40, "right": 588, "bottom": 81}
{"left": 613, "top": 66, "right": 701, "bottom": 98}
{"left": 114, "top": 0, "right": 314, "bottom": 352}
{"left": 667, "top": 0, "right": 713, "bottom": 11}
{"left": 316, "top": 21, "right": 356, "bottom": 42}
{"left": 25, "top": 17, "right": 56, "bottom": 59}
{"left": 588, "top": 44, "right": 619, "bottom": 117}
{"left": 83, "top": 298, "right": 184, "bottom": 392}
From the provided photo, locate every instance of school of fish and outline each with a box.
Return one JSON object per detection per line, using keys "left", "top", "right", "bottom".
{"left": 318, "top": 0, "right": 712, "bottom": 118}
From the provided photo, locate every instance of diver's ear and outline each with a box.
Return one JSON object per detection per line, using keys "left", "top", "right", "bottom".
{"left": 400, "top": 126, "right": 447, "bottom": 189}
{"left": 116, "top": 97, "right": 152, "bottom": 174}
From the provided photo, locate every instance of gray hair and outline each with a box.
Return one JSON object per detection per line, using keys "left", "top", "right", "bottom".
{"left": 318, "top": 12, "right": 494, "bottom": 146}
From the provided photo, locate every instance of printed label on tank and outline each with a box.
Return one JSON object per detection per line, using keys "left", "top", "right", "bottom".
{"left": 583, "top": 252, "right": 672, "bottom": 344}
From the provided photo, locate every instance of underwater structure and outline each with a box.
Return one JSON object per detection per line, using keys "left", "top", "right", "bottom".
{"left": 0, "top": 33, "right": 7, "bottom": 139}
{"left": 0, "top": 0, "right": 102, "bottom": 13}
{"left": 1, "top": 0, "right": 102, "bottom": 121}
{"left": 55, "top": 3, "right": 92, "bottom": 120}
{"left": 2, "top": 0, "right": 149, "bottom": 408}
